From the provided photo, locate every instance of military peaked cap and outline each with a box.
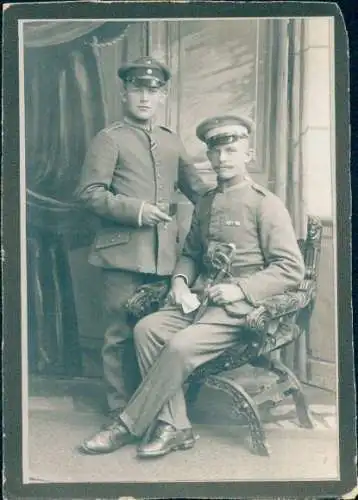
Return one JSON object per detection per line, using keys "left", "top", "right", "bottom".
{"left": 196, "top": 115, "right": 254, "bottom": 148}
{"left": 118, "top": 56, "right": 171, "bottom": 88}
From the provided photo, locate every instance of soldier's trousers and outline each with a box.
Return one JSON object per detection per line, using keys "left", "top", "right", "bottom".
{"left": 101, "top": 269, "right": 166, "bottom": 413}
{"left": 119, "top": 305, "right": 246, "bottom": 436}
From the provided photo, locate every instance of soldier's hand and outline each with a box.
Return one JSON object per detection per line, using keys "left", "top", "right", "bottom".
{"left": 141, "top": 203, "right": 172, "bottom": 226}
{"left": 208, "top": 284, "right": 245, "bottom": 305}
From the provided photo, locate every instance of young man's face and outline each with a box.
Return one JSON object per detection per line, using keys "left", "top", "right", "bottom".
{"left": 124, "top": 83, "right": 164, "bottom": 121}
{"left": 206, "top": 137, "right": 250, "bottom": 181}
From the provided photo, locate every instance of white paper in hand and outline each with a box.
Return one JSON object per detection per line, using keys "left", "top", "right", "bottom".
{"left": 181, "top": 293, "right": 201, "bottom": 314}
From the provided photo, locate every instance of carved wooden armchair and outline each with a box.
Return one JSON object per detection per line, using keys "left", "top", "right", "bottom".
{"left": 126, "top": 216, "right": 323, "bottom": 456}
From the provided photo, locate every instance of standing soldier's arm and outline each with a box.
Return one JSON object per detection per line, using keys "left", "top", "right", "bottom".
{"left": 172, "top": 201, "right": 204, "bottom": 286}
{"left": 76, "top": 130, "right": 144, "bottom": 227}
{"left": 236, "top": 195, "right": 305, "bottom": 305}
{"left": 176, "top": 139, "right": 210, "bottom": 205}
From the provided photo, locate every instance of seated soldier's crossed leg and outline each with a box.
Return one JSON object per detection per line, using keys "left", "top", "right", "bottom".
{"left": 121, "top": 305, "right": 246, "bottom": 457}
{"left": 80, "top": 305, "right": 246, "bottom": 457}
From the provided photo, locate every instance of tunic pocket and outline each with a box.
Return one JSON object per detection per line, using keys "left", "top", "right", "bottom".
{"left": 94, "top": 230, "right": 131, "bottom": 249}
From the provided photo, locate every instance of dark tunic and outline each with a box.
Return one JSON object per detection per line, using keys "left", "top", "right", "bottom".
{"left": 174, "top": 179, "right": 305, "bottom": 320}
{"left": 77, "top": 118, "right": 206, "bottom": 275}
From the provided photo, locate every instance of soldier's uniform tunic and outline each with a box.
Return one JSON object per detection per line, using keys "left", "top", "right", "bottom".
{"left": 77, "top": 117, "right": 205, "bottom": 412}
{"left": 117, "top": 178, "right": 305, "bottom": 436}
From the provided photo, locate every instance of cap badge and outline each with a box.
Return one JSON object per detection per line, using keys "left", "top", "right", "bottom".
{"left": 147, "top": 69, "right": 153, "bottom": 74}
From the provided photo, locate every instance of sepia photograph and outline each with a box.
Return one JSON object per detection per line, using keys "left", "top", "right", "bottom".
{"left": 2, "top": 2, "right": 356, "bottom": 498}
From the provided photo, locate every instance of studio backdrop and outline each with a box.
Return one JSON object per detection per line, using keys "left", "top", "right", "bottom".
{"left": 23, "top": 19, "right": 336, "bottom": 394}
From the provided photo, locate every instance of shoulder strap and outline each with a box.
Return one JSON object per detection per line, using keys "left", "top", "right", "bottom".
{"left": 251, "top": 182, "right": 269, "bottom": 197}
{"left": 158, "top": 125, "right": 174, "bottom": 134}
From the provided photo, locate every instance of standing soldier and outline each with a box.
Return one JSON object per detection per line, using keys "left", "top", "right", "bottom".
{"left": 79, "top": 114, "right": 305, "bottom": 456}
{"left": 76, "top": 56, "right": 205, "bottom": 451}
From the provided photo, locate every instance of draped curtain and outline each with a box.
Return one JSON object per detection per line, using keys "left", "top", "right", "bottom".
{"left": 267, "top": 19, "right": 305, "bottom": 238}
{"left": 24, "top": 21, "right": 136, "bottom": 375}
{"left": 25, "top": 45, "right": 105, "bottom": 201}
{"left": 24, "top": 21, "right": 144, "bottom": 201}
{"left": 22, "top": 21, "right": 105, "bottom": 48}
{"left": 266, "top": 19, "right": 307, "bottom": 379}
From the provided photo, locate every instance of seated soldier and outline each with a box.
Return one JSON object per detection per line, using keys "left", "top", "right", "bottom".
{"left": 80, "top": 115, "right": 305, "bottom": 458}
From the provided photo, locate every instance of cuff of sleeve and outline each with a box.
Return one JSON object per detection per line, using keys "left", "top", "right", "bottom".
{"left": 138, "top": 202, "right": 145, "bottom": 227}
{"left": 172, "top": 274, "right": 189, "bottom": 286}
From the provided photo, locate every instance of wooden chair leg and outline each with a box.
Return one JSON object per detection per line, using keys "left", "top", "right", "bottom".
{"left": 291, "top": 389, "right": 315, "bottom": 428}
{"left": 249, "top": 355, "right": 315, "bottom": 428}
{"left": 266, "top": 357, "right": 315, "bottom": 429}
{"left": 205, "top": 374, "right": 270, "bottom": 456}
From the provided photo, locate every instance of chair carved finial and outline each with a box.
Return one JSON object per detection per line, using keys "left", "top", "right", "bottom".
{"left": 304, "top": 216, "right": 323, "bottom": 280}
{"left": 306, "top": 215, "right": 323, "bottom": 244}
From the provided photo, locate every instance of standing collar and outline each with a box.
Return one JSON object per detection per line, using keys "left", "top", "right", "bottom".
{"left": 216, "top": 174, "right": 252, "bottom": 193}
{"left": 124, "top": 115, "right": 154, "bottom": 133}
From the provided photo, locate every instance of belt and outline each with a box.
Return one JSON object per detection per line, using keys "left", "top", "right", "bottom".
{"left": 201, "top": 263, "right": 264, "bottom": 280}
{"left": 229, "top": 264, "right": 265, "bottom": 278}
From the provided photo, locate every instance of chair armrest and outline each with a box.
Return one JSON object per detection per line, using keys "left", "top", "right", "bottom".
{"left": 126, "top": 277, "right": 316, "bottom": 335}
{"left": 126, "top": 279, "right": 170, "bottom": 324}
{"left": 244, "top": 280, "right": 316, "bottom": 334}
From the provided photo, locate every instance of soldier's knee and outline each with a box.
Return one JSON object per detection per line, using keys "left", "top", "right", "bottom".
{"left": 133, "top": 315, "right": 156, "bottom": 345}
{"left": 167, "top": 335, "right": 195, "bottom": 370}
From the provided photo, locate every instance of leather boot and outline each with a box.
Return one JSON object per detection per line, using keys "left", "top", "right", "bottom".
{"left": 137, "top": 421, "right": 196, "bottom": 458}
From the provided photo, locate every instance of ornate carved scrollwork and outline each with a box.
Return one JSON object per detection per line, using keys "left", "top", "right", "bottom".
{"left": 126, "top": 279, "right": 170, "bottom": 324}
{"left": 205, "top": 375, "right": 270, "bottom": 456}
{"left": 263, "top": 358, "right": 315, "bottom": 429}
{"left": 245, "top": 305, "right": 271, "bottom": 334}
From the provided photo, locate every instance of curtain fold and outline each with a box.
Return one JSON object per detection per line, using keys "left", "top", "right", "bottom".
{"left": 285, "top": 19, "right": 308, "bottom": 381}
{"left": 25, "top": 44, "right": 105, "bottom": 202}
{"left": 24, "top": 24, "right": 109, "bottom": 376}
{"left": 23, "top": 21, "right": 105, "bottom": 47}
{"left": 269, "top": 19, "right": 305, "bottom": 237}
{"left": 287, "top": 19, "right": 306, "bottom": 239}
{"left": 265, "top": 19, "right": 307, "bottom": 378}
{"left": 24, "top": 21, "right": 134, "bottom": 206}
